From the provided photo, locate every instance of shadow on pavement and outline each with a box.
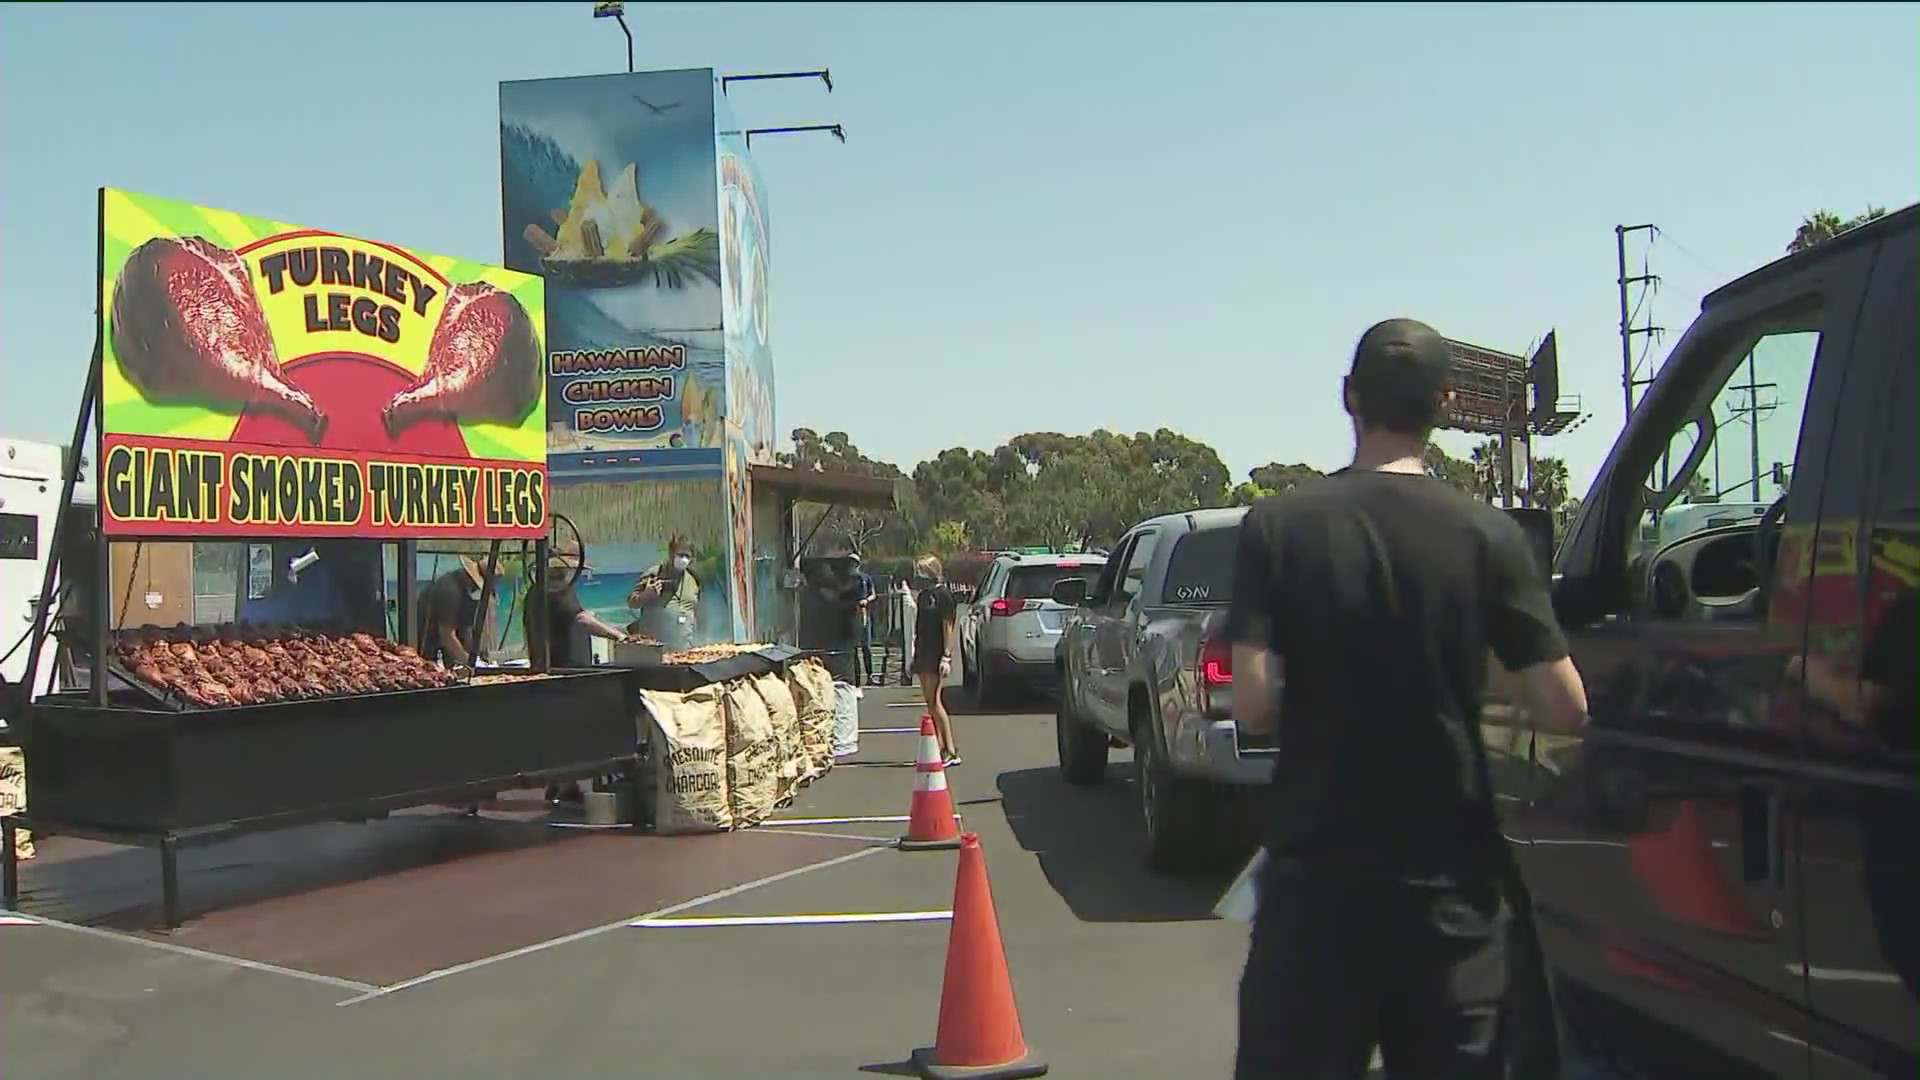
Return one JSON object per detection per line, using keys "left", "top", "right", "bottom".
{"left": 996, "top": 766, "right": 1224, "bottom": 923}
{"left": 945, "top": 684, "right": 1056, "bottom": 718}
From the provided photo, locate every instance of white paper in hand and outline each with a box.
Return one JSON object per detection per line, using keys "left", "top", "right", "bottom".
{"left": 1213, "top": 847, "right": 1268, "bottom": 922}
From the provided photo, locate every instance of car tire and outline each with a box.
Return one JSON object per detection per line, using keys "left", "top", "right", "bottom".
{"left": 976, "top": 656, "right": 1001, "bottom": 709}
{"left": 1133, "top": 709, "right": 1228, "bottom": 876}
{"left": 961, "top": 653, "right": 978, "bottom": 696}
{"left": 1056, "top": 684, "right": 1109, "bottom": 786}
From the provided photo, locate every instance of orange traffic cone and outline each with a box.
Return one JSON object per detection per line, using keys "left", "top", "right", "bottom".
{"left": 899, "top": 715, "right": 962, "bottom": 851}
{"left": 1627, "top": 800, "right": 1766, "bottom": 938}
{"left": 910, "top": 834, "right": 1047, "bottom": 1080}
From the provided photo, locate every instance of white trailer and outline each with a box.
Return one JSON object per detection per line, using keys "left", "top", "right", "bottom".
{"left": 0, "top": 437, "right": 95, "bottom": 725}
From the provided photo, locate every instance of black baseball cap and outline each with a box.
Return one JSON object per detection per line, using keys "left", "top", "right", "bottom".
{"left": 1346, "top": 318, "right": 1454, "bottom": 432}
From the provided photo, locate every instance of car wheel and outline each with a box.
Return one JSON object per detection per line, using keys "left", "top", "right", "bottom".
{"left": 976, "top": 656, "right": 1000, "bottom": 709}
{"left": 1056, "top": 683, "right": 1108, "bottom": 786}
{"left": 961, "top": 653, "right": 978, "bottom": 696}
{"left": 1134, "top": 711, "right": 1226, "bottom": 876}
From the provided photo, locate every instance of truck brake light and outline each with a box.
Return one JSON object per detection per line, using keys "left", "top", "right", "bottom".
{"left": 1199, "top": 636, "right": 1232, "bottom": 685}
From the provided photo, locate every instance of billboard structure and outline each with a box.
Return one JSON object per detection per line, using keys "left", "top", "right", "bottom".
{"left": 1442, "top": 332, "right": 1581, "bottom": 437}
{"left": 1442, "top": 331, "right": 1585, "bottom": 508}
{"left": 98, "top": 188, "right": 548, "bottom": 540}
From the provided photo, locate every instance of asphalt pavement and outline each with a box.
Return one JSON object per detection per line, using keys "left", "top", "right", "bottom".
{"left": 0, "top": 684, "right": 1267, "bottom": 1080}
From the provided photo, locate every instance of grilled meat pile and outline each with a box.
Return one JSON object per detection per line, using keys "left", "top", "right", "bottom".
{"left": 663, "top": 643, "right": 772, "bottom": 666}
{"left": 114, "top": 625, "right": 461, "bottom": 708}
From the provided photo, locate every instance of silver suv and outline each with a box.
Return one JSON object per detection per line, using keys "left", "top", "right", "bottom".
{"left": 958, "top": 552, "right": 1106, "bottom": 706}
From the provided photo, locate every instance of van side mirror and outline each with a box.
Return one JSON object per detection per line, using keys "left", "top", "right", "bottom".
{"left": 1051, "top": 577, "right": 1089, "bottom": 606}
{"left": 1503, "top": 507, "right": 1556, "bottom": 583}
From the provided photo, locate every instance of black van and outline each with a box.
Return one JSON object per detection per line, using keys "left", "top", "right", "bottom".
{"left": 1508, "top": 206, "right": 1916, "bottom": 1079}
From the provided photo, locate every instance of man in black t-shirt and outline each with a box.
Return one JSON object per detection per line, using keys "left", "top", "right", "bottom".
{"left": 417, "top": 556, "right": 491, "bottom": 667}
{"left": 529, "top": 550, "right": 633, "bottom": 807}
{"left": 1225, "top": 318, "right": 1590, "bottom": 1080}
{"left": 526, "top": 550, "right": 631, "bottom": 668}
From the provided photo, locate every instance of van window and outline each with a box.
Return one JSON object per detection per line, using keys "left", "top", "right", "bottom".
{"left": 1639, "top": 306, "right": 1822, "bottom": 562}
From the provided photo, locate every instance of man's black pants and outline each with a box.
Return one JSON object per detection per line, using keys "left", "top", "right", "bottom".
{"left": 1234, "top": 866, "right": 1509, "bottom": 1080}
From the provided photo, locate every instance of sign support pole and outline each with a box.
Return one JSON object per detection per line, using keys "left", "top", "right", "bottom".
{"left": 18, "top": 339, "right": 104, "bottom": 732}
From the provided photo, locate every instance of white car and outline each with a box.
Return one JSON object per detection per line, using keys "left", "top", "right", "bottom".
{"left": 958, "top": 552, "right": 1106, "bottom": 706}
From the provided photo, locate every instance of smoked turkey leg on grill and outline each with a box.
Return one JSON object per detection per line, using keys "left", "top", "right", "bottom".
{"left": 383, "top": 282, "right": 542, "bottom": 438}
{"left": 110, "top": 236, "right": 328, "bottom": 443}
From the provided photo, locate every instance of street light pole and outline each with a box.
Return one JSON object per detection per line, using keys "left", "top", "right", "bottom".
{"left": 593, "top": 1, "right": 633, "bottom": 72}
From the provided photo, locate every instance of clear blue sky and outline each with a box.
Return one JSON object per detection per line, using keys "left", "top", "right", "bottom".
{"left": 3, "top": 3, "right": 1915, "bottom": 493}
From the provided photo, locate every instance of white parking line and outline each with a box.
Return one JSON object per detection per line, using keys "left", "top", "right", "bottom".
{"left": 763, "top": 828, "right": 900, "bottom": 843}
{"left": 334, "top": 843, "right": 889, "bottom": 1006}
{"left": 633, "top": 910, "right": 952, "bottom": 929}
{"left": 760, "top": 814, "right": 910, "bottom": 822}
{"left": 860, "top": 727, "right": 922, "bottom": 734}
{"left": 5, "top": 912, "right": 377, "bottom": 993}
{"left": 0, "top": 914, "right": 41, "bottom": 926}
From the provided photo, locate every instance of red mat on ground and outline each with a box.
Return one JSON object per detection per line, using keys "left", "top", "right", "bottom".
{"left": 13, "top": 804, "right": 864, "bottom": 987}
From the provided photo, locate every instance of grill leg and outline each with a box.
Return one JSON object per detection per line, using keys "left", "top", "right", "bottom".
{"left": 160, "top": 835, "right": 181, "bottom": 930}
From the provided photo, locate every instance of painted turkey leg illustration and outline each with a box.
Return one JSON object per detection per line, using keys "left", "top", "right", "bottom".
{"left": 109, "top": 236, "right": 327, "bottom": 442}
{"left": 382, "top": 282, "right": 542, "bottom": 438}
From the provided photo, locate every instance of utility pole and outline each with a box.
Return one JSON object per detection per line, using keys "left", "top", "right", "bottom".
{"left": 1616, "top": 224, "right": 1663, "bottom": 423}
{"left": 1724, "top": 350, "right": 1779, "bottom": 501}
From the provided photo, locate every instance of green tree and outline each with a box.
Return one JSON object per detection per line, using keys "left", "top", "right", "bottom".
{"left": 1788, "top": 206, "right": 1887, "bottom": 254}
{"left": 1468, "top": 439, "right": 1505, "bottom": 502}
{"left": 778, "top": 427, "right": 906, "bottom": 555}
{"left": 1423, "top": 443, "right": 1477, "bottom": 494}
{"left": 1229, "top": 482, "right": 1274, "bottom": 506}
{"left": 925, "top": 520, "right": 970, "bottom": 559}
{"left": 1527, "top": 456, "right": 1571, "bottom": 514}
{"left": 1247, "top": 462, "right": 1323, "bottom": 496}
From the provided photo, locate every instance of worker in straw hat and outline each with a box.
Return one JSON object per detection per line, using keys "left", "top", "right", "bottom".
{"left": 416, "top": 553, "right": 496, "bottom": 668}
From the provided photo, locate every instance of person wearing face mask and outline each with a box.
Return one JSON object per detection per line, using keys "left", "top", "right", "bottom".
{"left": 906, "top": 555, "right": 961, "bottom": 764}
{"left": 416, "top": 555, "right": 494, "bottom": 668}
{"left": 628, "top": 535, "right": 702, "bottom": 650}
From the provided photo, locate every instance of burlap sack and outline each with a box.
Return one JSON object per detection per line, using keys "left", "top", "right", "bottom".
{"left": 785, "top": 659, "right": 836, "bottom": 776}
{"left": 0, "top": 747, "right": 33, "bottom": 860}
{"left": 640, "top": 687, "right": 732, "bottom": 834}
{"left": 721, "top": 677, "right": 779, "bottom": 827}
{"left": 750, "top": 672, "right": 805, "bottom": 795}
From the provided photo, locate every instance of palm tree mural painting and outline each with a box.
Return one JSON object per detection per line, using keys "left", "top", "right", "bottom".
{"left": 518, "top": 156, "right": 721, "bottom": 290}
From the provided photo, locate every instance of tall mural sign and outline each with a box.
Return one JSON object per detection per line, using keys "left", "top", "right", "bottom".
{"left": 501, "top": 69, "right": 755, "bottom": 643}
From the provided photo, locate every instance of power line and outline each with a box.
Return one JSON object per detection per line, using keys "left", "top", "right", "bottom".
{"left": 1652, "top": 226, "right": 1729, "bottom": 282}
